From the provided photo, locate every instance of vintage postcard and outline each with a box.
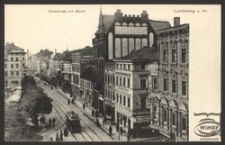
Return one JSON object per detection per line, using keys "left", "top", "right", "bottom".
{"left": 4, "top": 4, "right": 221, "bottom": 142}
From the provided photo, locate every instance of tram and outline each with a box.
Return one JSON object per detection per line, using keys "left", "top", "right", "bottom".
{"left": 65, "top": 111, "right": 81, "bottom": 133}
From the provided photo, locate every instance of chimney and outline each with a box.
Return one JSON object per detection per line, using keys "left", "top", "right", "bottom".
{"left": 174, "top": 17, "right": 180, "bottom": 26}
{"left": 114, "top": 9, "right": 123, "bottom": 22}
{"left": 55, "top": 48, "right": 57, "bottom": 54}
{"left": 141, "top": 10, "right": 148, "bottom": 20}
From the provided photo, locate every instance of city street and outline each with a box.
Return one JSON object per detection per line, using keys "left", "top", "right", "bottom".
{"left": 37, "top": 80, "right": 115, "bottom": 142}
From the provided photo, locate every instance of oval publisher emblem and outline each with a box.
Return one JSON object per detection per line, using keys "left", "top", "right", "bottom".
{"left": 194, "top": 119, "right": 220, "bottom": 137}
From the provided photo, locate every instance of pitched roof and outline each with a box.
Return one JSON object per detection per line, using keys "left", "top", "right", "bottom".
{"left": 149, "top": 20, "right": 171, "bottom": 31}
{"left": 5, "top": 43, "right": 26, "bottom": 54}
{"left": 156, "top": 23, "right": 189, "bottom": 33}
{"left": 115, "top": 47, "right": 159, "bottom": 62}
{"left": 53, "top": 53, "right": 65, "bottom": 60}
{"left": 102, "top": 15, "right": 115, "bottom": 33}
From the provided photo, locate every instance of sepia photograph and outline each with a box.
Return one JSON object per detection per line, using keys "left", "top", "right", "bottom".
{"left": 4, "top": 4, "right": 221, "bottom": 142}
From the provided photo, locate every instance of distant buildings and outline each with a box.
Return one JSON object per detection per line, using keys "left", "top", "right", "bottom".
{"left": 4, "top": 43, "right": 26, "bottom": 88}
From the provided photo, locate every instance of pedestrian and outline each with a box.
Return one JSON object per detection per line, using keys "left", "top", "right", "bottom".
{"left": 109, "top": 125, "right": 113, "bottom": 136}
{"left": 52, "top": 117, "right": 56, "bottom": 127}
{"left": 83, "top": 103, "right": 85, "bottom": 109}
{"left": 50, "top": 137, "right": 53, "bottom": 142}
{"left": 116, "top": 123, "right": 119, "bottom": 132}
{"left": 120, "top": 127, "right": 123, "bottom": 136}
{"left": 56, "top": 133, "right": 59, "bottom": 142}
{"left": 49, "top": 118, "right": 52, "bottom": 128}
{"left": 71, "top": 98, "right": 74, "bottom": 104}
{"left": 96, "top": 118, "right": 100, "bottom": 127}
{"left": 68, "top": 99, "right": 70, "bottom": 105}
{"left": 60, "top": 130, "right": 63, "bottom": 141}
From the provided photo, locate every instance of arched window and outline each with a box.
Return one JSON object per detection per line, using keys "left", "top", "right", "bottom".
{"left": 122, "top": 22, "right": 127, "bottom": 26}
{"left": 129, "top": 23, "right": 134, "bottom": 27}
{"left": 142, "top": 23, "right": 147, "bottom": 27}
{"left": 115, "top": 22, "right": 121, "bottom": 26}
{"left": 135, "top": 23, "right": 140, "bottom": 27}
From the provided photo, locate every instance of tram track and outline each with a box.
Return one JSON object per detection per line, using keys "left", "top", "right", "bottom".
{"left": 43, "top": 87, "right": 109, "bottom": 141}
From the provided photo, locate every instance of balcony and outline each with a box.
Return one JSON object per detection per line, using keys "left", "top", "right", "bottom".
{"left": 133, "top": 108, "right": 150, "bottom": 116}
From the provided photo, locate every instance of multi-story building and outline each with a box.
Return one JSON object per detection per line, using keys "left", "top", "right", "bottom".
{"left": 113, "top": 47, "right": 159, "bottom": 133}
{"left": 4, "top": 43, "right": 26, "bottom": 88}
{"left": 94, "top": 9, "right": 171, "bottom": 115}
{"left": 148, "top": 17, "right": 189, "bottom": 141}
{"left": 104, "top": 61, "right": 115, "bottom": 121}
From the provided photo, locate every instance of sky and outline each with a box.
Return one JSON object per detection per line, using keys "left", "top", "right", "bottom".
{"left": 5, "top": 4, "right": 195, "bottom": 54}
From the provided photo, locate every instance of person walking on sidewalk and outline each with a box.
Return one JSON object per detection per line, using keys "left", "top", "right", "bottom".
{"left": 120, "top": 126, "right": 123, "bottom": 136}
{"left": 49, "top": 118, "right": 52, "bottom": 128}
{"left": 109, "top": 125, "right": 113, "bottom": 136}
{"left": 83, "top": 103, "right": 86, "bottom": 109}
{"left": 52, "top": 117, "right": 56, "bottom": 127}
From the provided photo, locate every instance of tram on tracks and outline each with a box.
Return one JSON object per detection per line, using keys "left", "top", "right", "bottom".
{"left": 65, "top": 111, "right": 81, "bottom": 133}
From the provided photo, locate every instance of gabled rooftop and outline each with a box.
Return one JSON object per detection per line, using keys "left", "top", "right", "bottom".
{"left": 114, "top": 47, "right": 159, "bottom": 63}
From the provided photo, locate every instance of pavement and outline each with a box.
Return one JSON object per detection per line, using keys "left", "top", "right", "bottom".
{"left": 34, "top": 77, "right": 160, "bottom": 142}
{"left": 57, "top": 89, "right": 129, "bottom": 142}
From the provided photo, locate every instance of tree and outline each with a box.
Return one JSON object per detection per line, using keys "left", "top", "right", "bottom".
{"left": 5, "top": 103, "right": 42, "bottom": 141}
{"left": 19, "top": 76, "right": 53, "bottom": 129}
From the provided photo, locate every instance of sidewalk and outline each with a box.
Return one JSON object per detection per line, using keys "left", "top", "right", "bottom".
{"left": 57, "top": 89, "right": 129, "bottom": 142}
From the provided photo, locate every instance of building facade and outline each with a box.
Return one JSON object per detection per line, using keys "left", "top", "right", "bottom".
{"left": 148, "top": 17, "right": 189, "bottom": 141}
{"left": 113, "top": 47, "right": 159, "bottom": 133}
{"left": 94, "top": 9, "right": 170, "bottom": 116}
{"left": 4, "top": 43, "right": 26, "bottom": 88}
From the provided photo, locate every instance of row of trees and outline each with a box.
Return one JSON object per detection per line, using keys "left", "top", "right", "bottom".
{"left": 5, "top": 75, "right": 53, "bottom": 141}
{"left": 20, "top": 75, "right": 53, "bottom": 128}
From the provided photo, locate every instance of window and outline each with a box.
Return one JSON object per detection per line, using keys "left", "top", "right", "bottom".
{"left": 123, "top": 78, "right": 126, "bottom": 87}
{"left": 120, "top": 95, "right": 122, "bottom": 104}
{"left": 128, "top": 64, "right": 130, "bottom": 70}
{"left": 11, "top": 64, "right": 14, "bottom": 68}
{"left": 140, "top": 96, "right": 146, "bottom": 109}
{"left": 11, "top": 71, "right": 14, "bottom": 76}
{"left": 172, "top": 112, "right": 176, "bottom": 126}
{"left": 116, "top": 76, "right": 118, "bottom": 85}
{"left": 172, "top": 49, "right": 176, "bottom": 63}
{"left": 127, "top": 78, "right": 130, "bottom": 88}
{"left": 163, "top": 108, "right": 167, "bottom": 122}
{"left": 16, "top": 57, "right": 18, "bottom": 61}
{"left": 105, "top": 74, "right": 107, "bottom": 83}
{"left": 182, "top": 117, "right": 187, "bottom": 131}
{"left": 123, "top": 96, "right": 126, "bottom": 106}
{"left": 16, "top": 71, "right": 19, "bottom": 76}
{"left": 163, "top": 79, "right": 168, "bottom": 91}
{"left": 153, "top": 77, "right": 158, "bottom": 90}
{"left": 108, "top": 75, "right": 110, "bottom": 83}
{"left": 141, "top": 65, "right": 145, "bottom": 70}
{"left": 117, "top": 94, "right": 119, "bottom": 102}
{"left": 16, "top": 64, "right": 19, "bottom": 68}
{"left": 123, "top": 64, "right": 126, "bottom": 69}
{"left": 181, "top": 49, "right": 187, "bottom": 63}
{"left": 140, "top": 79, "right": 146, "bottom": 89}
{"left": 113, "top": 75, "right": 115, "bottom": 84}
{"left": 163, "top": 50, "right": 167, "bottom": 63}
{"left": 11, "top": 57, "right": 13, "bottom": 61}
{"left": 5, "top": 64, "right": 7, "bottom": 68}
{"left": 5, "top": 71, "right": 7, "bottom": 77}
{"left": 172, "top": 80, "right": 176, "bottom": 93}
{"left": 23, "top": 57, "right": 25, "bottom": 61}
{"left": 120, "top": 77, "right": 122, "bottom": 86}
{"left": 113, "top": 93, "right": 115, "bottom": 100}
{"left": 182, "top": 81, "right": 187, "bottom": 96}
{"left": 128, "top": 97, "right": 130, "bottom": 107}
